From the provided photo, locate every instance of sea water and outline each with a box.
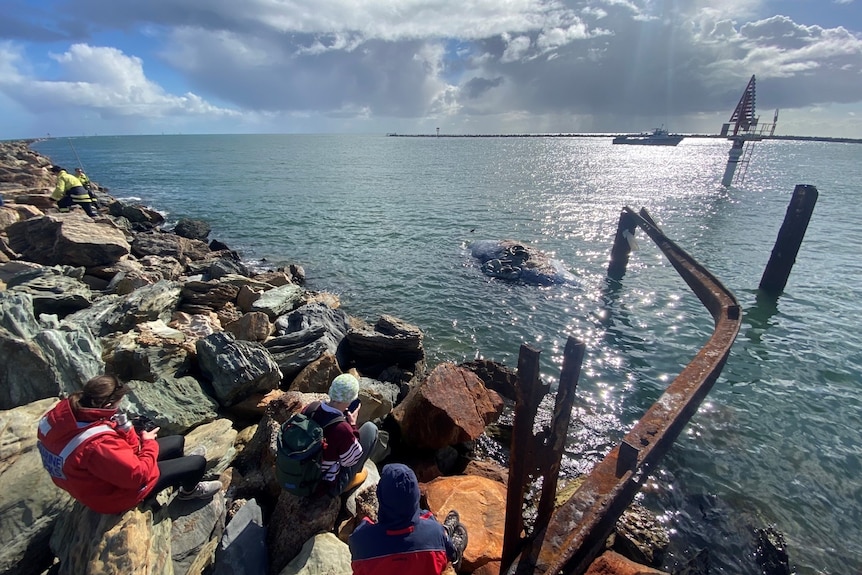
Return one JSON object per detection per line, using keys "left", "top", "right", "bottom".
{"left": 35, "top": 134, "right": 862, "bottom": 574}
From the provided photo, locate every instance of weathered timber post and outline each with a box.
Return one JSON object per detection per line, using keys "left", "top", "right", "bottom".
{"left": 501, "top": 337, "right": 585, "bottom": 575}
{"left": 759, "top": 185, "right": 818, "bottom": 294}
{"left": 607, "top": 208, "right": 638, "bottom": 281}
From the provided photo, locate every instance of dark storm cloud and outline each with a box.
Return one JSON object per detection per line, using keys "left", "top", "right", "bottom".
{"left": 463, "top": 76, "right": 504, "bottom": 99}
{"left": 0, "top": 5, "right": 79, "bottom": 42}
{"left": 2, "top": 0, "right": 860, "bottom": 136}
{"left": 460, "top": 3, "right": 861, "bottom": 124}
{"left": 162, "top": 30, "right": 439, "bottom": 117}
{"left": 467, "top": 11, "right": 724, "bottom": 118}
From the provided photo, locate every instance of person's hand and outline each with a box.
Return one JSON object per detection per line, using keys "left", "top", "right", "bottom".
{"left": 141, "top": 427, "right": 160, "bottom": 441}
{"left": 345, "top": 408, "right": 358, "bottom": 427}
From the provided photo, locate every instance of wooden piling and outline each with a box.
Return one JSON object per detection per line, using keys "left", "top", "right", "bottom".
{"left": 759, "top": 185, "right": 818, "bottom": 294}
{"left": 607, "top": 208, "right": 638, "bottom": 281}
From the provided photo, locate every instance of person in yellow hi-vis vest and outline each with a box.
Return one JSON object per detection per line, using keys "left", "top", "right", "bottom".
{"left": 73, "top": 167, "right": 99, "bottom": 202}
{"left": 49, "top": 166, "right": 97, "bottom": 217}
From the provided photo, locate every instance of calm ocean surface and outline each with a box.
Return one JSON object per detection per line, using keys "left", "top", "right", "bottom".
{"left": 35, "top": 135, "right": 862, "bottom": 574}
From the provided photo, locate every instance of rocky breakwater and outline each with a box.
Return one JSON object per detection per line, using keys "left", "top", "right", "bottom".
{"left": 0, "top": 140, "right": 669, "bottom": 575}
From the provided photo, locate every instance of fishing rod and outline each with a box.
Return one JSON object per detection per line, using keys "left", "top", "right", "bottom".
{"left": 67, "top": 138, "right": 85, "bottom": 172}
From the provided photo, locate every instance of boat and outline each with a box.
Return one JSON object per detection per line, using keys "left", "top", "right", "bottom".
{"left": 612, "top": 127, "right": 683, "bottom": 146}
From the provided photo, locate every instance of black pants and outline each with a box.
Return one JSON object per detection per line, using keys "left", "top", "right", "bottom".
{"left": 150, "top": 435, "right": 206, "bottom": 493}
{"left": 57, "top": 186, "right": 98, "bottom": 217}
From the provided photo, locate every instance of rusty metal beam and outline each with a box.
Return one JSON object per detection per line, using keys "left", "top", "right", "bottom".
{"left": 501, "top": 338, "right": 585, "bottom": 574}
{"left": 517, "top": 206, "right": 741, "bottom": 575}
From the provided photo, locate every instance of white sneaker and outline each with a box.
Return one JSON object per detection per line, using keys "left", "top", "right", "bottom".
{"left": 177, "top": 480, "right": 221, "bottom": 500}
{"left": 187, "top": 445, "right": 207, "bottom": 458}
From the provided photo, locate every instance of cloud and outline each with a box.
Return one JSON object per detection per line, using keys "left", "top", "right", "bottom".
{"left": 1, "top": 0, "right": 861, "bottom": 137}
{"left": 0, "top": 43, "right": 238, "bottom": 119}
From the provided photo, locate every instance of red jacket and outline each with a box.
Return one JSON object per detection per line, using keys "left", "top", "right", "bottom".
{"left": 36, "top": 399, "right": 160, "bottom": 514}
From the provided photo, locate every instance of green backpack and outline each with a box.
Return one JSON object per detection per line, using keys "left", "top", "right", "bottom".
{"left": 275, "top": 402, "right": 344, "bottom": 496}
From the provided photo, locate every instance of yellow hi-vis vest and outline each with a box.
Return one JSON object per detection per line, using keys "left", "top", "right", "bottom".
{"left": 51, "top": 171, "right": 93, "bottom": 203}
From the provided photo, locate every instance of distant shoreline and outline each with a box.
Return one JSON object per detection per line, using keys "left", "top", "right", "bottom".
{"left": 386, "top": 133, "right": 862, "bottom": 144}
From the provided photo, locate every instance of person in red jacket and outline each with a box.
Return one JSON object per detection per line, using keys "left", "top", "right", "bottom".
{"left": 36, "top": 374, "right": 221, "bottom": 514}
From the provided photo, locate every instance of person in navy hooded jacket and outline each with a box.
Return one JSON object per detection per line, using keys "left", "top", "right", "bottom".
{"left": 348, "top": 463, "right": 468, "bottom": 574}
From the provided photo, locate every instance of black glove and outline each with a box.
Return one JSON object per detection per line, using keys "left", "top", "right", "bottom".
{"left": 132, "top": 415, "right": 158, "bottom": 433}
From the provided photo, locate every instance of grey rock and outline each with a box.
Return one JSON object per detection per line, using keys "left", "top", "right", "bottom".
{"left": 184, "top": 419, "right": 239, "bottom": 475}
{"left": 469, "top": 239, "right": 577, "bottom": 285}
{"left": 6, "top": 214, "right": 131, "bottom": 267}
{"left": 345, "top": 314, "right": 425, "bottom": 375}
{"left": 0, "top": 261, "right": 42, "bottom": 284}
{"left": 7, "top": 266, "right": 92, "bottom": 318}
{"left": 50, "top": 500, "right": 174, "bottom": 575}
{"left": 107, "top": 199, "right": 165, "bottom": 225}
{"left": 251, "top": 283, "right": 304, "bottom": 320}
{"left": 33, "top": 324, "right": 104, "bottom": 397}
{"left": 132, "top": 231, "right": 211, "bottom": 262}
{"left": 95, "top": 279, "right": 182, "bottom": 336}
{"left": 213, "top": 499, "right": 268, "bottom": 575}
{"left": 173, "top": 218, "right": 211, "bottom": 241}
{"left": 266, "top": 303, "right": 350, "bottom": 380}
{"left": 139, "top": 254, "right": 185, "bottom": 281}
{"left": 214, "top": 274, "right": 277, "bottom": 292}
{"left": 60, "top": 292, "right": 123, "bottom": 336}
{"left": 196, "top": 332, "right": 283, "bottom": 407}
{"left": 611, "top": 503, "right": 670, "bottom": 567}
{"left": 267, "top": 490, "right": 340, "bottom": 575}
{"left": 280, "top": 532, "right": 352, "bottom": 575}
{"left": 356, "top": 376, "right": 400, "bottom": 426}
{"left": 0, "top": 331, "right": 57, "bottom": 409}
{"left": 0, "top": 398, "right": 74, "bottom": 575}
{"left": 123, "top": 377, "right": 220, "bottom": 436}
{"left": 105, "top": 269, "right": 158, "bottom": 295}
{"left": 170, "top": 491, "right": 227, "bottom": 575}
{"left": 107, "top": 329, "right": 193, "bottom": 383}
{"left": 0, "top": 291, "right": 39, "bottom": 340}
{"left": 208, "top": 257, "right": 250, "bottom": 280}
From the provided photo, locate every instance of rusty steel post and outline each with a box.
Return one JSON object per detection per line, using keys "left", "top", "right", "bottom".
{"left": 501, "top": 344, "right": 545, "bottom": 573}
{"left": 759, "top": 184, "right": 818, "bottom": 294}
{"left": 501, "top": 338, "right": 585, "bottom": 575}
{"left": 607, "top": 208, "right": 638, "bottom": 281}
{"left": 515, "top": 338, "right": 586, "bottom": 575}
{"left": 534, "top": 338, "right": 585, "bottom": 531}
{"left": 516, "top": 207, "right": 741, "bottom": 575}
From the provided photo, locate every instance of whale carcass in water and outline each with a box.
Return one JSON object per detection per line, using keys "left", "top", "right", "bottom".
{"left": 469, "top": 240, "right": 576, "bottom": 285}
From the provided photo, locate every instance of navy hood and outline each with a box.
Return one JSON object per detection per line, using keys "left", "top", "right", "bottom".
{"left": 377, "top": 463, "right": 421, "bottom": 529}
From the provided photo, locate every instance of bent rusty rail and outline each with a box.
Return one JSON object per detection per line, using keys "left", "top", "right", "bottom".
{"left": 514, "top": 206, "right": 741, "bottom": 574}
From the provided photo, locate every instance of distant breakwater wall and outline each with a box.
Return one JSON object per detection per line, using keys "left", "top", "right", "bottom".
{"left": 387, "top": 132, "right": 862, "bottom": 144}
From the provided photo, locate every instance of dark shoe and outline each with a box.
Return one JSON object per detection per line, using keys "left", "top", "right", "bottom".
{"left": 443, "top": 509, "right": 460, "bottom": 539}
{"left": 443, "top": 510, "right": 468, "bottom": 568}
{"left": 450, "top": 522, "right": 468, "bottom": 569}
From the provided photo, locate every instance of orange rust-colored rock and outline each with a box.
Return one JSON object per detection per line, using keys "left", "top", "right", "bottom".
{"left": 584, "top": 550, "right": 669, "bottom": 575}
{"left": 423, "top": 474, "right": 508, "bottom": 572}
{"left": 392, "top": 363, "right": 503, "bottom": 450}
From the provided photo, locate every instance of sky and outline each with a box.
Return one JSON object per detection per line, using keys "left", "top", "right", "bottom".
{"left": 1, "top": 0, "right": 861, "bottom": 138}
